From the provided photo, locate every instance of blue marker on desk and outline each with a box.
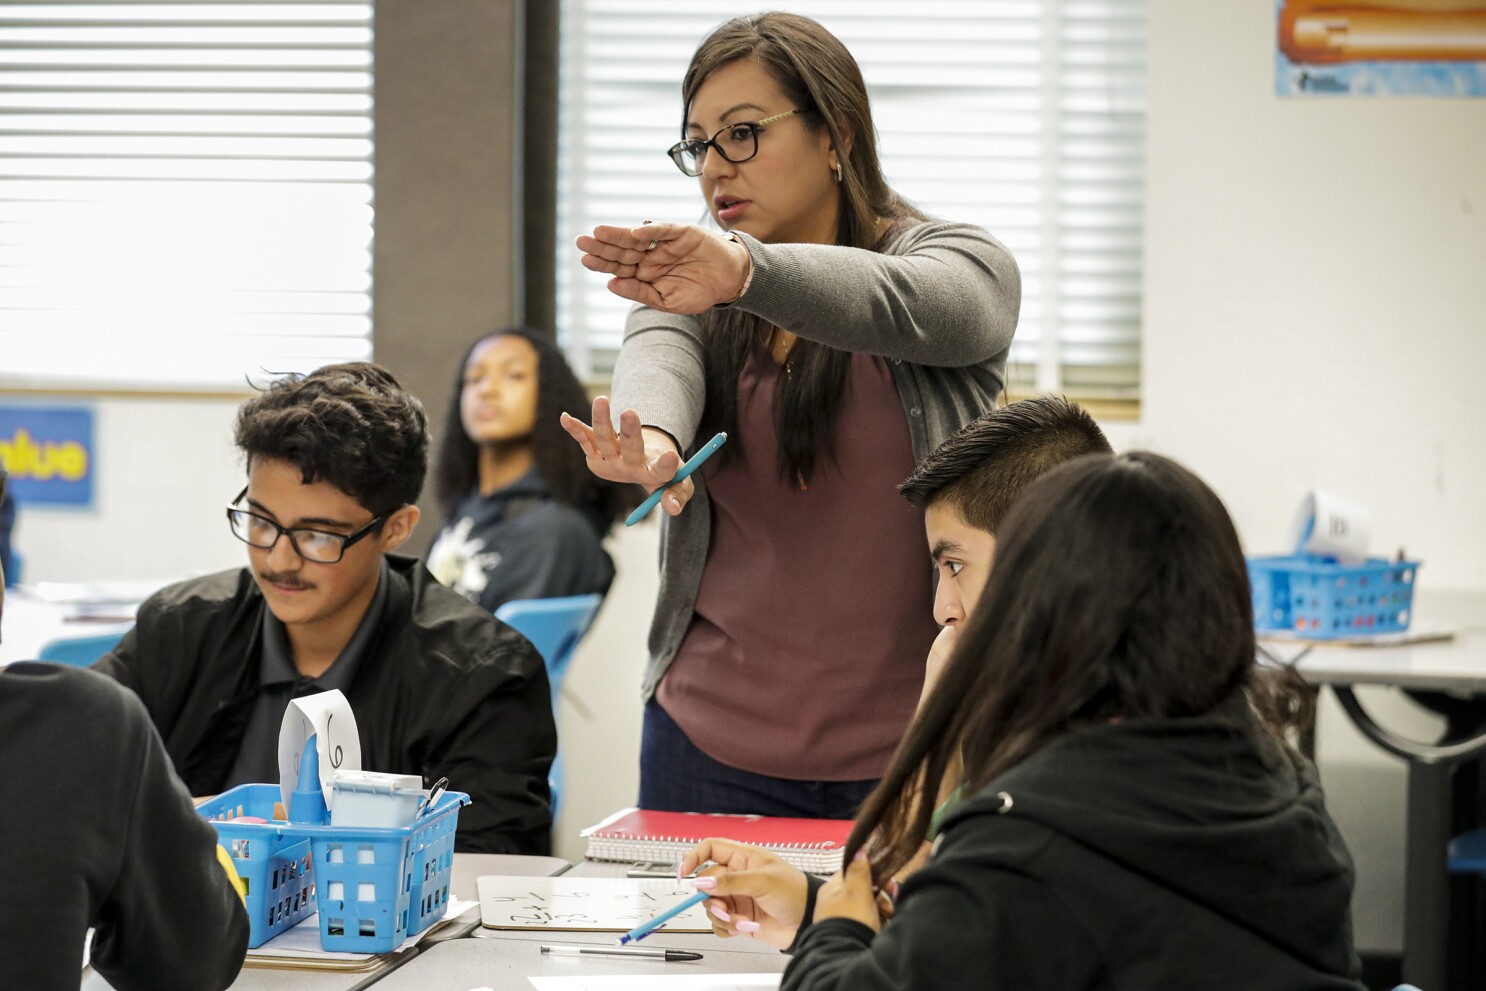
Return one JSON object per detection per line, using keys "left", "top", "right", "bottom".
{"left": 617, "top": 889, "right": 711, "bottom": 945}
{"left": 624, "top": 432, "right": 727, "bottom": 527}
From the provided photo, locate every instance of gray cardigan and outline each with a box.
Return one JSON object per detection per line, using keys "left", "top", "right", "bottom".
{"left": 611, "top": 219, "right": 1021, "bottom": 699}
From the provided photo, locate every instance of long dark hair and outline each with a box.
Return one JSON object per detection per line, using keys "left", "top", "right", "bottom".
{"left": 431, "top": 327, "right": 632, "bottom": 529}
{"left": 684, "top": 12, "right": 927, "bottom": 482}
{"left": 851, "top": 451, "right": 1312, "bottom": 876}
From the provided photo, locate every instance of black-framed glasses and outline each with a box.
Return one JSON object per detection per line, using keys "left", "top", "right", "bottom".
{"left": 667, "top": 109, "right": 807, "bottom": 177}
{"left": 225, "top": 487, "right": 387, "bottom": 564}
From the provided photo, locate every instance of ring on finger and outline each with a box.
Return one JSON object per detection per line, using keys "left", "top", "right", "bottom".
{"left": 645, "top": 238, "right": 658, "bottom": 251}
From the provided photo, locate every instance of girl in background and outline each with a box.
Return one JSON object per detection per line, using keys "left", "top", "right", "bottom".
{"left": 427, "top": 327, "right": 631, "bottom": 612}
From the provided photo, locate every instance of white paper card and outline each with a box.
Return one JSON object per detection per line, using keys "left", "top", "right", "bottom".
{"left": 1288, "top": 489, "right": 1370, "bottom": 565}
{"left": 528, "top": 976, "right": 781, "bottom": 991}
{"left": 278, "top": 689, "right": 362, "bottom": 809}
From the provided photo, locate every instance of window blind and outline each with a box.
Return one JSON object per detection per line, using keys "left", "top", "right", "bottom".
{"left": 556, "top": 0, "right": 1145, "bottom": 400}
{"left": 0, "top": 1, "right": 374, "bottom": 392}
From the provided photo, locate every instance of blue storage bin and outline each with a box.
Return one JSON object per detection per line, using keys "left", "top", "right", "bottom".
{"left": 197, "top": 784, "right": 316, "bottom": 947}
{"left": 1248, "top": 554, "right": 1419, "bottom": 639}
{"left": 282, "top": 789, "right": 469, "bottom": 953}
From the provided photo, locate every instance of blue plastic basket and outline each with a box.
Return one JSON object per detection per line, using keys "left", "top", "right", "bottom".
{"left": 1247, "top": 554, "right": 1419, "bottom": 639}
{"left": 281, "top": 789, "right": 469, "bottom": 953}
{"left": 197, "top": 784, "right": 317, "bottom": 948}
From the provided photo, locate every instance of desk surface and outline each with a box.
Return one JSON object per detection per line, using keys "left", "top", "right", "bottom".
{"left": 84, "top": 854, "right": 785, "bottom": 991}
{"left": 82, "top": 854, "right": 570, "bottom": 991}
{"left": 1266, "top": 589, "right": 1486, "bottom": 691}
{"left": 0, "top": 589, "right": 135, "bottom": 665}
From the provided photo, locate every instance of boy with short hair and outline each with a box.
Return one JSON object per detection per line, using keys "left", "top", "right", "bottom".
{"left": 899, "top": 395, "right": 1114, "bottom": 691}
{"left": 95, "top": 362, "right": 557, "bottom": 854}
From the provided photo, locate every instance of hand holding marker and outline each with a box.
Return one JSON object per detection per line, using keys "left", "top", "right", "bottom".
{"left": 616, "top": 889, "right": 712, "bottom": 945}
{"left": 625, "top": 432, "right": 728, "bottom": 526}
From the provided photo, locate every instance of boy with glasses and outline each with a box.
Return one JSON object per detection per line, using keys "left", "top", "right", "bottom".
{"left": 94, "top": 363, "right": 557, "bottom": 854}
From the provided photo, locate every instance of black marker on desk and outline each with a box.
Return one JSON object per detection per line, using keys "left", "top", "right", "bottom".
{"left": 541, "top": 944, "right": 703, "bottom": 963}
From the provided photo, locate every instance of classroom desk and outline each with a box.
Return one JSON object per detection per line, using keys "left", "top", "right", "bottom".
{"left": 0, "top": 586, "right": 136, "bottom": 665}
{"left": 83, "top": 853, "right": 787, "bottom": 991}
{"left": 1266, "top": 589, "right": 1486, "bottom": 991}
{"left": 376, "top": 856, "right": 786, "bottom": 990}
{"left": 82, "top": 854, "right": 569, "bottom": 991}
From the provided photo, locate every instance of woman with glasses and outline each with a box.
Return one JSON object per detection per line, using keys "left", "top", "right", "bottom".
{"left": 562, "top": 13, "right": 1021, "bottom": 818}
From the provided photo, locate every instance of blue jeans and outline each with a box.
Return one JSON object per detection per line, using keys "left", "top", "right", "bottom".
{"left": 638, "top": 697, "right": 877, "bottom": 819}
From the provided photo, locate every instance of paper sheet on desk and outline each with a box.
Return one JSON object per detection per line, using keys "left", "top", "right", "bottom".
{"left": 528, "top": 976, "right": 781, "bottom": 991}
{"left": 247, "top": 897, "right": 479, "bottom": 961}
{"left": 278, "top": 689, "right": 361, "bottom": 808}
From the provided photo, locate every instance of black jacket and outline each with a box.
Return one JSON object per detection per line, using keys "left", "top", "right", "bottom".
{"left": 93, "top": 554, "right": 557, "bottom": 855}
{"left": 785, "top": 698, "right": 1366, "bottom": 991}
{"left": 0, "top": 663, "right": 249, "bottom": 991}
{"left": 426, "top": 469, "right": 615, "bottom": 614}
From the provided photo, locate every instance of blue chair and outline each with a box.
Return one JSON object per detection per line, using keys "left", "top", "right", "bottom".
{"left": 494, "top": 594, "right": 604, "bottom": 818}
{"left": 1449, "top": 828, "right": 1486, "bottom": 873}
{"left": 36, "top": 631, "right": 127, "bottom": 667}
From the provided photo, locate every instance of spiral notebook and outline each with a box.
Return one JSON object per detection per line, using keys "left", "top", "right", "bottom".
{"left": 581, "top": 807, "right": 852, "bottom": 875}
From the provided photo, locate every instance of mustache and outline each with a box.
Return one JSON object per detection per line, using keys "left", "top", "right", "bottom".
{"left": 259, "top": 570, "right": 313, "bottom": 590}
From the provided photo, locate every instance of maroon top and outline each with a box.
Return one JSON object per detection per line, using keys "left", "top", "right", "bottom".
{"left": 657, "top": 337, "right": 937, "bottom": 781}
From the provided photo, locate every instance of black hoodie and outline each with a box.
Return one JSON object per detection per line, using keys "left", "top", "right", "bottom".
{"left": 784, "top": 696, "right": 1366, "bottom": 991}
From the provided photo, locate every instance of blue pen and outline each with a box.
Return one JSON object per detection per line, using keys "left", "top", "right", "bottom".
{"left": 617, "top": 889, "right": 711, "bottom": 945}
{"left": 625, "top": 432, "right": 728, "bottom": 527}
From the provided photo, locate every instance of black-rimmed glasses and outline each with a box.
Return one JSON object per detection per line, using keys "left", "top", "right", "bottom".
{"left": 667, "top": 109, "right": 807, "bottom": 177}
{"left": 226, "top": 487, "right": 387, "bottom": 564}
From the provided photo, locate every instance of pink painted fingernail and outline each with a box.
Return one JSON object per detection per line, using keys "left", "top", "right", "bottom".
{"left": 736, "top": 919, "right": 761, "bottom": 934}
{"left": 689, "top": 876, "right": 716, "bottom": 890}
{"left": 710, "top": 904, "right": 731, "bottom": 923}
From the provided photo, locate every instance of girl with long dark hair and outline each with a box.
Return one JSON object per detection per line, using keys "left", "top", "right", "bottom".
{"left": 685, "top": 453, "right": 1365, "bottom": 990}
{"left": 427, "top": 327, "right": 630, "bottom": 612}
{"left": 560, "top": 12, "right": 1021, "bottom": 817}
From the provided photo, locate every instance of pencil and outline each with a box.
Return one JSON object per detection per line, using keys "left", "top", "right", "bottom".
{"left": 616, "top": 890, "right": 711, "bottom": 945}
{"left": 624, "top": 432, "right": 728, "bottom": 526}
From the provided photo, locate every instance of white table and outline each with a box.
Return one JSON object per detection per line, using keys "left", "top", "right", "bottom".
{"left": 377, "top": 857, "right": 785, "bottom": 991}
{"left": 81, "top": 854, "right": 571, "bottom": 991}
{"left": 1265, "top": 589, "right": 1486, "bottom": 991}
{"left": 0, "top": 586, "right": 139, "bottom": 665}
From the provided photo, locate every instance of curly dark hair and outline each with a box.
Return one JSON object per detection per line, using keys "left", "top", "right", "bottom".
{"left": 235, "top": 361, "right": 428, "bottom": 515}
{"left": 431, "top": 328, "right": 633, "bottom": 530}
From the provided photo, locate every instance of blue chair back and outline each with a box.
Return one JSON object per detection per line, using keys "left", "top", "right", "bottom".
{"left": 493, "top": 594, "right": 603, "bottom": 820}
{"left": 36, "top": 631, "right": 127, "bottom": 668}
{"left": 494, "top": 594, "right": 603, "bottom": 700}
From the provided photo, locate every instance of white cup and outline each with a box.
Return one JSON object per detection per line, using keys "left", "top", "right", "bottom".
{"left": 1287, "top": 489, "right": 1370, "bottom": 564}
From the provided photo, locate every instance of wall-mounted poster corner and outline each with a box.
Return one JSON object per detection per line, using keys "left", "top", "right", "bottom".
{"left": 0, "top": 405, "right": 95, "bottom": 508}
{"left": 1276, "top": 1, "right": 1486, "bottom": 96}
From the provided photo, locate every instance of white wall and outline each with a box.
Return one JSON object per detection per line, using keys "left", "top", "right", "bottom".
{"left": 2, "top": 395, "right": 246, "bottom": 586}
{"left": 1133, "top": 0, "right": 1486, "bottom": 953}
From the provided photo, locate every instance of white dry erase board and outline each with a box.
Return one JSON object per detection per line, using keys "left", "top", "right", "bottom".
{"left": 477, "top": 876, "right": 711, "bottom": 932}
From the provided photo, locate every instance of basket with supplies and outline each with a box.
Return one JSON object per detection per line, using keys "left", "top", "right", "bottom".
{"left": 198, "top": 690, "right": 470, "bottom": 953}
{"left": 1247, "top": 489, "right": 1419, "bottom": 640}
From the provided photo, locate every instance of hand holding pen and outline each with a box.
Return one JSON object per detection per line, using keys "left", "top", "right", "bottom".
{"left": 561, "top": 396, "right": 724, "bottom": 521}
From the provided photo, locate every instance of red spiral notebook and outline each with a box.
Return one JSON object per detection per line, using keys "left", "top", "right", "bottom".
{"left": 581, "top": 807, "right": 853, "bottom": 875}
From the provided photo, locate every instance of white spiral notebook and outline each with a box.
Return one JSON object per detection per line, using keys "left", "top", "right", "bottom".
{"left": 580, "top": 807, "right": 852, "bottom": 875}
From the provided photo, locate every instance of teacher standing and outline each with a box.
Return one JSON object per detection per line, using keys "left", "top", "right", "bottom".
{"left": 562, "top": 12, "right": 1020, "bottom": 819}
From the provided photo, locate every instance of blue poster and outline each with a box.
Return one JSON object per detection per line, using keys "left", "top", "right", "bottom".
{"left": 0, "top": 405, "right": 95, "bottom": 507}
{"left": 1277, "top": 1, "right": 1486, "bottom": 96}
